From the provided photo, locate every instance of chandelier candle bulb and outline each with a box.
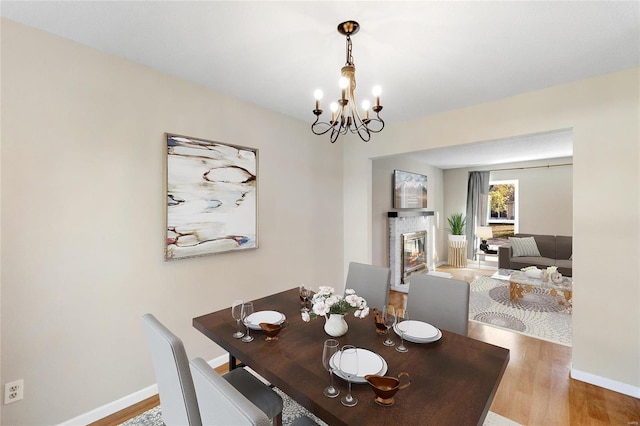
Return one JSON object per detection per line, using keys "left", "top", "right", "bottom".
{"left": 339, "top": 77, "right": 349, "bottom": 102}
{"left": 361, "top": 100, "right": 371, "bottom": 120}
{"left": 373, "top": 86, "right": 382, "bottom": 107}
{"left": 314, "top": 89, "right": 323, "bottom": 111}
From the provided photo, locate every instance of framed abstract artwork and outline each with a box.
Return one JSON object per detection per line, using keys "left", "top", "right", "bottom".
{"left": 393, "top": 169, "right": 428, "bottom": 209}
{"left": 165, "top": 133, "right": 258, "bottom": 260}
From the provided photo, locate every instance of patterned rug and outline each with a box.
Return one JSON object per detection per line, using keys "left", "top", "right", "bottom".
{"left": 469, "top": 276, "right": 572, "bottom": 346}
{"left": 118, "top": 387, "right": 326, "bottom": 425}
{"left": 120, "top": 392, "right": 520, "bottom": 425}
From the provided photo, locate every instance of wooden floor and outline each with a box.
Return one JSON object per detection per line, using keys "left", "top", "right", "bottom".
{"left": 96, "top": 265, "right": 640, "bottom": 426}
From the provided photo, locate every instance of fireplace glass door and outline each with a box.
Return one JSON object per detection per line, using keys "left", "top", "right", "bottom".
{"left": 402, "top": 231, "right": 427, "bottom": 283}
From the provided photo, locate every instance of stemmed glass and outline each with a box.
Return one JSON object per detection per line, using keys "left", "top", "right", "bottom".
{"left": 322, "top": 339, "right": 340, "bottom": 398}
{"left": 299, "top": 285, "right": 311, "bottom": 312}
{"left": 231, "top": 300, "right": 245, "bottom": 339}
{"left": 240, "top": 302, "right": 254, "bottom": 343}
{"left": 339, "top": 345, "right": 359, "bottom": 407}
{"left": 395, "top": 309, "right": 409, "bottom": 353}
{"left": 382, "top": 305, "right": 396, "bottom": 347}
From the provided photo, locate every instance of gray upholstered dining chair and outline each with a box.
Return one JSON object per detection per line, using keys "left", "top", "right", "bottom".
{"left": 142, "top": 313, "right": 283, "bottom": 426}
{"left": 406, "top": 274, "right": 470, "bottom": 336}
{"left": 190, "top": 358, "right": 274, "bottom": 426}
{"left": 344, "top": 262, "right": 391, "bottom": 310}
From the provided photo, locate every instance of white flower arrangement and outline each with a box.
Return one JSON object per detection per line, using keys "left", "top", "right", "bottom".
{"left": 546, "top": 266, "right": 558, "bottom": 274}
{"left": 521, "top": 266, "right": 538, "bottom": 272}
{"left": 301, "top": 286, "right": 369, "bottom": 322}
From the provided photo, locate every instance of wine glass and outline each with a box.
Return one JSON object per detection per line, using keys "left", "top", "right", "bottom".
{"left": 395, "top": 309, "right": 409, "bottom": 353}
{"left": 339, "top": 345, "right": 359, "bottom": 407}
{"left": 240, "top": 302, "right": 254, "bottom": 343}
{"left": 299, "top": 285, "right": 311, "bottom": 312}
{"left": 382, "top": 305, "right": 396, "bottom": 347}
{"left": 231, "top": 300, "right": 245, "bottom": 338}
{"left": 322, "top": 339, "right": 340, "bottom": 398}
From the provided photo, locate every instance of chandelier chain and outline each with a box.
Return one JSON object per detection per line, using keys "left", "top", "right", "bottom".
{"left": 345, "top": 35, "right": 354, "bottom": 66}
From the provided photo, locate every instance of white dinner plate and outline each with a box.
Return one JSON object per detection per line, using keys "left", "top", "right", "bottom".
{"left": 245, "top": 311, "right": 286, "bottom": 330}
{"left": 398, "top": 328, "right": 442, "bottom": 344}
{"left": 329, "top": 348, "right": 387, "bottom": 384}
{"left": 394, "top": 320, "right": 441, "bottom": 343}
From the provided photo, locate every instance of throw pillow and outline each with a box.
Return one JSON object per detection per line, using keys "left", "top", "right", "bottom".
{"left": 509, "top": 236, "right": 541, "bottom": 257}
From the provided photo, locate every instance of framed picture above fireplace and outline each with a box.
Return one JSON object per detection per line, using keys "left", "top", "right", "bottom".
{"left": 393, "top": 170, "right": 428, "bottom": 209}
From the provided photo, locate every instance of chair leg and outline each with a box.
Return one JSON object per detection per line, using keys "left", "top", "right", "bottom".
{"left": 273, "top": 412, "right": 282, "bottom": 426}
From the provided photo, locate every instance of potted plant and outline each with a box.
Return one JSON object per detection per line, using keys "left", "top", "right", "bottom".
{"left": 447, "top": 213, "right": 467, "bottom": 242}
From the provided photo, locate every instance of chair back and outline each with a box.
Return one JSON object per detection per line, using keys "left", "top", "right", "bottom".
{"left": 190, "top": 358, "right": 272, "bottom": 426}
{"left": 406, "top": 274, "right": 470, "bottom": 335}
{"left": 345, "top": 262, "right": 391, "bottom": 311}
{"left": 142, "top": 313, "right": 202, "bottom": 426}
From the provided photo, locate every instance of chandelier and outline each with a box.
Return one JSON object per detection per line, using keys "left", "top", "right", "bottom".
{"left": 312, "top": 21, "right": 384, "bottom": 143}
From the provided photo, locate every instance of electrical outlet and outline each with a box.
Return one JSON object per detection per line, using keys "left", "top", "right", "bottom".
{"left": 4, "top": 379, "right": 24, "bottom": 404}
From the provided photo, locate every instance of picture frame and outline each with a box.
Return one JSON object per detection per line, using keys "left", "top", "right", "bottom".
{"left": 165, "top": 133, "right": 258, "bottom": 260}
{"left": 393, "top": 169, "right": 428, "bottom": 209}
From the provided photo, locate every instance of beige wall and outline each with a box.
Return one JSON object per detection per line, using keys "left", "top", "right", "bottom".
{"left": 1, "top": 20, "right": 343, "bottom": 424}
{"left": 443, "top": 157, "right": 573, "bottom": 239}
{"left": 371, "top": 157, "right": 444, "bottom": 268}
{"left": 343, "top": 68, "right": 640, "bottom": 395}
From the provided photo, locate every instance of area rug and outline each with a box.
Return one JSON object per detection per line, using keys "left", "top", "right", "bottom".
{"left": 120, "top": 390, "right": 520, "bottom": 425}
{"left": 469, "top": 276, "right": 572, "bottom": 346}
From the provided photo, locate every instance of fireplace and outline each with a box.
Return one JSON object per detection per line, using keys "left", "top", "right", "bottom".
{"left": 401, "top": 231, "right": 427, "bottom": 283}
{"left": 388, "top": 211, "right": 434, "bottom": 291}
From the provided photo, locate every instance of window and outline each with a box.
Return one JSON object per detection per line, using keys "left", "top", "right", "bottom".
{"left": 488, "top": 180, "right": 518, "bottom": 235}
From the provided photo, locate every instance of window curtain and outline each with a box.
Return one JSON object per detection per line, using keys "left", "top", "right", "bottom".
{"left": 466, "top": 171, "right": 490, "bottom": 259}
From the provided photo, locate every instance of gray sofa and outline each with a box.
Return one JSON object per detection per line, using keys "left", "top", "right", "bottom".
{"left": 498, "top": 233, "right": 572, "bottom": 277}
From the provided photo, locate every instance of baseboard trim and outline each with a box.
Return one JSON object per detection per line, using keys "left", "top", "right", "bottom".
{"left": 571, "top": 367, "right": 640, "bottom": 398}
{"left": 59, "top": 385, "right": 159, "bottom": 425}
{"left": 59, "top": 354, "right": 228, "bottom": 425}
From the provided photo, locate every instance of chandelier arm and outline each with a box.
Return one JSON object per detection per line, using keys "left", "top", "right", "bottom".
{"left": 370, "top": 111, "right": 385, "bottom": 133}
{"left": 352, "top": 102, "right": 385, "bottom": 133}
{"left": 345, "top": 98, "right": 373, "bottom": 142}
{"left": 350, "top": 98, "right": 367, "bottom": 128}
{"left": 362, "top": 116, "right": 385, "bottom": 134}
{"left": 330, "top": 126, "right": 341, "bottom": 143}
{"left": 356, "top": 125, "right": 372, "bottom": 142}
{"left": 338, "top": 115, "right": 349, "bottom": 136}
{"left": 312, "top": 115, "right": 348, "bottom": 136}
{"left": 348, "top": 117, "right": 373, "bottom": 142}
{"left": 311, "top": 117, "right": 338, "bottom": 136}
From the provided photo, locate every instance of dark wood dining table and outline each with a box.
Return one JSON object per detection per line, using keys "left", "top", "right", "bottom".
{"left": 193, "top": 288, "right": 509, "bottom": 426}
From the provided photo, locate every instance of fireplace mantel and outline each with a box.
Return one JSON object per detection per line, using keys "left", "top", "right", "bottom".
{"left": 387, "top": 211, "right": 434, "bottom": 218}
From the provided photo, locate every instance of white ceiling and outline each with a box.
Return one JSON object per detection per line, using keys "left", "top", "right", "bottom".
{"left": 406, "top": 128, "right": 574, "bottom": 169}
{"left": 2, "top": 1, "right": 638, "bottom": 167}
